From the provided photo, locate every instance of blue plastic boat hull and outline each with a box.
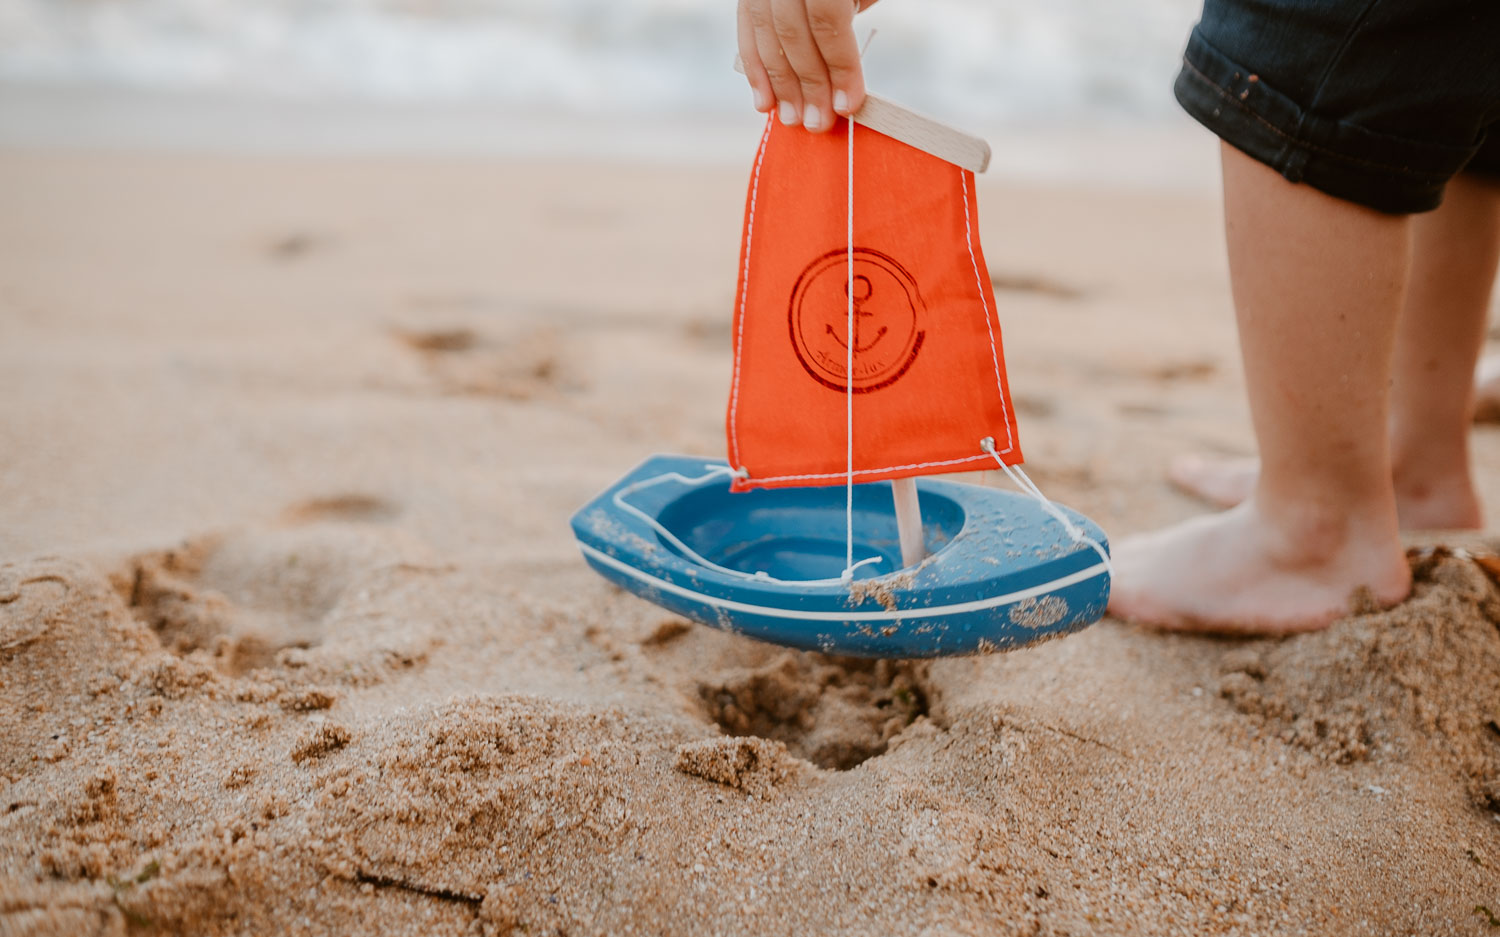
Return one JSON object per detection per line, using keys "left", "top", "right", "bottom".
{"left": 570, "top": 454, "right": 1111, "bottom": 658}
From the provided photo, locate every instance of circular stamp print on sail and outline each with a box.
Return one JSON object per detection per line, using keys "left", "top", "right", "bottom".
{"left": 788, "top": 247, "right": 925, "bottom": 393}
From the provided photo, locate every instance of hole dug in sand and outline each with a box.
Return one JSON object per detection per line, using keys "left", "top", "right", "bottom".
{"left": 696, "top": 652, "right": 933, "bottom": 770}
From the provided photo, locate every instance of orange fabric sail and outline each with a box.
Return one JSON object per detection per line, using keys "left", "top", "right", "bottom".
{"left": 726, "top": 115, "right": 1023, "bottom": 492}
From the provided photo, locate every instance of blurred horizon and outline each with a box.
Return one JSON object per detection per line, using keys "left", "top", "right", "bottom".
{"left": 1, "top": 0, "right": 1201, "bottom": 127}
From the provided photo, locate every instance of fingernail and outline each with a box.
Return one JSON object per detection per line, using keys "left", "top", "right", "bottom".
{"left": 833, "top": 90, "right": 849, "bottom": 115}
{"left": 778, "top": 100, "right": 800, "bottom": 127}
{"left": 752, "top": 86, "right": 768, "bottom": 111}
{"left": 804, "top": 104, "right": 822, "bottom": 131}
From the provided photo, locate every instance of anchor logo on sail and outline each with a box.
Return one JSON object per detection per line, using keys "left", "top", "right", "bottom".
{"left": 823, "top": 275, "right": 889, "bottom": 354}
{"left": 788, "top": 247, "right": 925, "bottom": 393}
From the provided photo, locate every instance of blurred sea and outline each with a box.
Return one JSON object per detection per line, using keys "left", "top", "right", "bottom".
{"left": 0, "top": 0, "right": 1202, "bottom": 125}
{"left": 0, "top": 0, "right": 1216, "bottom": 185}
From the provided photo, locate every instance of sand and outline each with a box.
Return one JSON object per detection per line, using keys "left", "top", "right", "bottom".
{"left": 2, "top": 146, "right": 1500, "bottom": 936}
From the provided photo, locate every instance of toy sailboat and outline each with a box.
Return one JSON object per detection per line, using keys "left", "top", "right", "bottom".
{"left": 570, "top": 95, "right": 1111, "bottom": 658}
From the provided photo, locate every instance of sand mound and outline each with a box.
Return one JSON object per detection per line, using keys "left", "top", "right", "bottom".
{"left": 315, "top": 695, "right": 683, "bottom": 906}
{"left": 0, "top": 525, "right": 467, "bottom": 934}
{"left": 1, "top": 557, "right": 157, "bottom": 777}
{"left": 1217, "top": 548, "right": 1500, "bottom": 806}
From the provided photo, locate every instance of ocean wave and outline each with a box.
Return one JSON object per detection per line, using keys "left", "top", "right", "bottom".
{"left": 0, "top": 0, "right": 1202, "bottom": 124}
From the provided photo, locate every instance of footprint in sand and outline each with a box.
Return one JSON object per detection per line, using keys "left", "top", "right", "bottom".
{"left": 988, "top": 269, "right": 1086, "bottom": 300}
{"left": 280, "top": 494, "right": 399, "bottom": 525}
{"left": 1145, "top": 358, "right": 1218, "bottom": 381}
{"left": 391, "top": 323, "right": 566, "bottom": 400}
{"left": 117, "top": 520, "right": 435, "bottom": 678}
{"left": 1012, "top": 393, "right": 1056, "bottom": 419}
{"left": 682, "top": 314, "right": 732, "bottom": 349}
{"left": 1117, "top": 400, "right": 1173, "bottom": 418}
{"left": 266, "top": 231, "right": 330, "bottom": 262}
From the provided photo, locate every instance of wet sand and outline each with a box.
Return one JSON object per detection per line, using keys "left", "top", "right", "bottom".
{"left": 2, "top": 148, "right": 1499, "bottom": 936}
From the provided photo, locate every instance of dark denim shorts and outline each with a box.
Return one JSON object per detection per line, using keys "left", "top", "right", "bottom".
{"left": 1174, "top": 0, "right": 1500, "bottom": 213}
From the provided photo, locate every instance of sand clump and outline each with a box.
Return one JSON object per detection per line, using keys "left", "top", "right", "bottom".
{"left": 1217, "top": 548, "right": 1500, "bottom": 807}
{"left": 278, "top": 687, "right": 339, "bottom": 712}
{"left": 673, "top": 736, "right": 806, "bottom": 797}
{"left": 290, "top": 723, "right": 354, "bottom": 764}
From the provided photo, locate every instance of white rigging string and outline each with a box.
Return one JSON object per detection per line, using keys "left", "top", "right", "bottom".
{"left": 981, "top": 437, "right": 1114, "bottom": 577}
{"left": 842, "top": 101, "right": 856, "bottom": 581}
{"left": 838, "top": 26, "right": 879, "bottom": 583}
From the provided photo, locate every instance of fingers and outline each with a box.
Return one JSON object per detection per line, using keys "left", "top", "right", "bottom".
{"left": 744, "top": 0, "right": 802, "bottom": 127}
{"left": 769, "top": 0, "right": 835, "bottom": 132}
{"left": 739, "top": 0, "right": 868, "bottom": 132}
{"left": 737, "top": 1, "right": 774, "bottom": 113}
{"left": 806, "top": 0, "right": 864, "bottom": 118}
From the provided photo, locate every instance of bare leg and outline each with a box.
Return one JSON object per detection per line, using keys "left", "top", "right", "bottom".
{"left": 1169, "top": 172, "right": 1500, "bottom": 529}
{"left": 1108, "top": 145, "right": 1412, "bottom": 633}
{"left": 1390, "top": 173, "right": 1500, "bottom": 527}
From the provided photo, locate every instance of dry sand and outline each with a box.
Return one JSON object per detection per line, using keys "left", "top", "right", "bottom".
{"left": 2, "top": 148, "right": 1500, "bottom": 936}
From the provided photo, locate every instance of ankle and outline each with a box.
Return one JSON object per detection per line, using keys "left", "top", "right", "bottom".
{"left": 1391, "top": 450, "right": 1482, "bottom": 528}
{"left": 1391, "top": 435, "right": 1471, "bottom": 493}
{"left": 1247, "top": 488, "right": 1400, "bottom": 568}
{"left": 1392, "top": 458, "right": 1473, "bottom": 501}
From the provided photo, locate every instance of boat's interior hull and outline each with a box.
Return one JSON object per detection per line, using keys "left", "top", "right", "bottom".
{"left": 571, "top": 454, "right": 1111, "bottom": 658}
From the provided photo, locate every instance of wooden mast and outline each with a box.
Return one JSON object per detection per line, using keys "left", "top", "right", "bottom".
{"left": 891, "top": 477, "right": 925, "bottom": 567}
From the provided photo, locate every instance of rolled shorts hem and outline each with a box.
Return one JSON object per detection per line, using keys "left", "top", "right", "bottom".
{"left": 1173, "top": 31, "right": 1482, "bottom": 214}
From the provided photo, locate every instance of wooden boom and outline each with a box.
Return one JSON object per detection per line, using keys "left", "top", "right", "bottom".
{"left": 733, "top": 57, "right": 991, "bottom": 174}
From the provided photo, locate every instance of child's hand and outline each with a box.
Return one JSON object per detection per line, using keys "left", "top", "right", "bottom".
{"left": 737, "top": 0, "right": 877, "bottom": 133}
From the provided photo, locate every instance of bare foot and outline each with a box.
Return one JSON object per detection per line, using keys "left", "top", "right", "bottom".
{"left": 1166, "top": 454, "right": 1257, "bottom": 509}
{"left": 1168, "top": 453, "right": 1482, "bottom": 530}
{"left": 1107, "top": 501, "right": 1412, "bottom": 634}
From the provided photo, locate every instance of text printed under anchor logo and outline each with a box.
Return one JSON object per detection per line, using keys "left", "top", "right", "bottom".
{"left": 788, "top": 247, "right": 925, "bottom": 393}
